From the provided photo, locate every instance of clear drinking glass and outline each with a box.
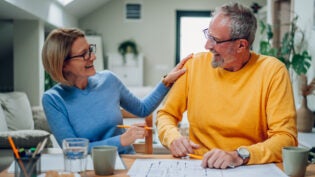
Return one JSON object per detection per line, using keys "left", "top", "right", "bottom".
{"left": 62, "top": 138, "right": 89, "bottom": 174}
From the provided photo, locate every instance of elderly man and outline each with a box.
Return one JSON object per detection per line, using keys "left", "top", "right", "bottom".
{"left": 156, "top": 2, "right": 297, "bottom": 169}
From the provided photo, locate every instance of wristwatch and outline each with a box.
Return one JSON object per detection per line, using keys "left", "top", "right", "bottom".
{"left": 236, "top": 147, "right": 250, "bottom": 164}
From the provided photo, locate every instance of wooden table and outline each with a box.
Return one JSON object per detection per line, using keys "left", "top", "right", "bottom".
{"left": 1, "top": 154, "right": 315, "bottom": 177}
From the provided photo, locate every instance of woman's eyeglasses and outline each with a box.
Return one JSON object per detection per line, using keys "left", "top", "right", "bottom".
{"left": 65, "top": 44, "right": 96, "bottom": 61}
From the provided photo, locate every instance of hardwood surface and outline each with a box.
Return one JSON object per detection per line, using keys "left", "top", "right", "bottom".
{"left": 1, "top": 154, "right": 315, "bottom": 177}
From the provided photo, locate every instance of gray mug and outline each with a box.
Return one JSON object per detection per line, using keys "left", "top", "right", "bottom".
{"left": 92, "top": 145, "right": 117, "bottom": 176}
{"left": 282, "top": 146, "right": 314, "bottom": 177}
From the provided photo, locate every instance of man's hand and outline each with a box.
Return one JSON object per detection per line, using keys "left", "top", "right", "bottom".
{"left": 169, "top": 136, "right": 200, "bottom": 157}
{"left": 201, "top": 148, "right": 243, "bottom": 169}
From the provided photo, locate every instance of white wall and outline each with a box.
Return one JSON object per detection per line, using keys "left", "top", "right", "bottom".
{"left": 79, "top": 0, "right": 266, "bottom": 86}
{"left": 294, "top": 0, "right": 315, "bottom": 110}
{"left": 14, "top": 20, "right": 45, "bottom": 106}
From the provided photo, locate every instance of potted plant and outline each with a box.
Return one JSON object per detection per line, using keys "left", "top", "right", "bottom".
{"left": 259, "top": 16, "right": 314, "bottom": 132}
{"left": 259, "top": 16, "right": 312, "bottom": 75}
{"left": 118, "top": 40, "right": 139, "bottom": 65}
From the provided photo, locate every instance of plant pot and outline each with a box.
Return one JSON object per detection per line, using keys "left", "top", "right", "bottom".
{"left": 296, "top": 96, "right": 315, "bottom": 132}
{"left": 125, "top": 53, "right": 138, "bottom": 66}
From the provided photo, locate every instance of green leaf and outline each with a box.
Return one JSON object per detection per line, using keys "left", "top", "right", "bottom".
{"left": 259, "top": 20, "right": 266, "bottom": 34}
{"left": 258, "top": 15, "right": 312, "bottom": 76}
{"left": 291, "top": 51, "right": 312, "bottom": 75}
{"left": 266, "top": 24, "right": 273, "bottom": 41}
{"left": 44, "top": 72, "right": 57, "bottom": 90}
{"left": 259, "top": 41, "right": 270, "bottom": 55}
{"left": 278, "top": 56, "right": 291, "bottom": 69}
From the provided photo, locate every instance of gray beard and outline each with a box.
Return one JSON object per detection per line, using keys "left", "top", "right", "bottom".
{"left": 211, "top": 59, "right": 223, "bottom": 68}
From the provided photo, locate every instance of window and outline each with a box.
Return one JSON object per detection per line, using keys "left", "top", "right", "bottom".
{"left": 175, "top": 11, "right": 212, "bottom": 63}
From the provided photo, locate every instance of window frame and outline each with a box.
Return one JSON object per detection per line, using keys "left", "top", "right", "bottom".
{"left": 175, "top": 10, "right": 211, "bottom": 64}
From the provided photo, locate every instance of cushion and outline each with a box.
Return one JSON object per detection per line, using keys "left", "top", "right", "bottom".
{"left": 0, "top": 92, "right": 34, "bottom": 130}
{"left": 0, "top": 105, "right": 8, "bottom": 132}
{"left": 0, "top": 130, "right": 51, "bottom": 149}
{"left": 32, "top": 106, "right": 51, "bottom": 133}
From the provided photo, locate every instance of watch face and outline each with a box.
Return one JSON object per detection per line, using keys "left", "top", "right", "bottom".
{"left": 238, "top": 148, "right": 250, "bottom": 158}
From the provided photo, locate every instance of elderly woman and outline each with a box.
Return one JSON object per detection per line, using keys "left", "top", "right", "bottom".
{"left": 41, "top": 28, "right": 191, "bottom": 154}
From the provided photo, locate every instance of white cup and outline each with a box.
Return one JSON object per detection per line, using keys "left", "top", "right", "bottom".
{"left": 62, "top": 138, "right": 89, "bottom": 174}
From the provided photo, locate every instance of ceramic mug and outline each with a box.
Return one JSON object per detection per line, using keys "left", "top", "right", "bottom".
{"left": 282, "top": 146, "right": 315, "bottom": 177}
{"left": 92, "top": 145, "right": 117, "bottom": 176}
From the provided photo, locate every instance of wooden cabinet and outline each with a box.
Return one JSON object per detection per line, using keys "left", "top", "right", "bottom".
{"left": 107, "top": 53, "right": 143, "bottom": 86}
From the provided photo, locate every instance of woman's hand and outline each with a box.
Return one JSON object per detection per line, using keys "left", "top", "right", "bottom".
{"left": 120, "top": 122, "right": 148, "bottom": 146}
{"left": 162, "top": 53, "right": 193, "bottom": 87}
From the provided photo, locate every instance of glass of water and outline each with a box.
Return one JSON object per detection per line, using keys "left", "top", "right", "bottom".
{"left": 62, "top": 138, "right": 89, "bottom": 174}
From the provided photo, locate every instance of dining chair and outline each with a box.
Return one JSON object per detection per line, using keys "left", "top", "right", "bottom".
{"left": 121, "top": 109, "right": 153, "bottom": 154}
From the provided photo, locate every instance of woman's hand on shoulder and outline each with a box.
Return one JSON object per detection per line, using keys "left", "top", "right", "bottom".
{"left": 162, "top": 53, "right": 193, "bottom": 87}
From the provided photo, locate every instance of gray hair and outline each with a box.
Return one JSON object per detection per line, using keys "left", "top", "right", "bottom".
{"left": 213, "top": 2, "right": 257, "bottom": 47}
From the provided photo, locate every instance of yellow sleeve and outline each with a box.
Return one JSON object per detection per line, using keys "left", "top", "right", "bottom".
{"left": 156, "top": 60, "right": 191, "bottom": 148}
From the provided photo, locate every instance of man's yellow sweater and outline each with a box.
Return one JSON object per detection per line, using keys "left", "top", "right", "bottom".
{"left": 156, "top": 52, "right": 297, "bottom": 164}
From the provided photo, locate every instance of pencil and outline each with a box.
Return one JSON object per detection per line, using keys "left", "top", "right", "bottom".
{"left": 37, "top": 137, "right": 48, "bottom": 154}
{"left": 8, "top": 136, "right": 29, "bottom": 177}
{"left": 187, "top": 154, "right": 203, "bottom": 160}
{"left": 8, "top": 136, "right": 20, "bottom": 159}
{"left": 117, "top": 125, "right": 153, "bottom": 130}
{"left": 32, "top": 142, "right": 42, "bottom": 158}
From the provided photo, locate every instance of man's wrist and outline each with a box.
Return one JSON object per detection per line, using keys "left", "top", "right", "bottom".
{"left": 236, "top": 147, "right": 250, "bottom": 165}
{"left": 230, "top": 151, "right": 244, "bottom": 167}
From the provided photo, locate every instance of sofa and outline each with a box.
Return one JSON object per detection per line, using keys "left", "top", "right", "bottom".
{"left": 0, "top": 92, "right": 58, "bottom": 171}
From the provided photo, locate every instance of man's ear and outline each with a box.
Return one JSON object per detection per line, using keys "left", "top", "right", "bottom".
{"left": 239, "top": 39, "right": 249, "bottom": 49}
{"left": 237, "top": 39, "right": 249, "bottom": 53}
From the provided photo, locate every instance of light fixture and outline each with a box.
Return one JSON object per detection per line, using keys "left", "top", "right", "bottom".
{"left": 56, "top": 0, "right": 74, "bottom": 6}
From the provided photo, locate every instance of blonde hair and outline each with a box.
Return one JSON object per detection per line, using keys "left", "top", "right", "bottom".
{"left": 42, "top": 28, "right": 85, "bottom": 86}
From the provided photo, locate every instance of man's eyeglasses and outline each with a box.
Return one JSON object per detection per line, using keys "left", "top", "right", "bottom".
{"left": 65, "top": 44, "right": 96, "bottom": 61}
{"left": 203, "top": 28, "right": 240, "bottom": 45}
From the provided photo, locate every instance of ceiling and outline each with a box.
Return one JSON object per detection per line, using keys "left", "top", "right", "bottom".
{"left": 0, "top": 0, "right": 111, "bottom": 20}
{"left": 0, "top": 0, "right": 38, "bottom": 20}
{"left": 61, "top": 0, "right": 111, "bottom": 19}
